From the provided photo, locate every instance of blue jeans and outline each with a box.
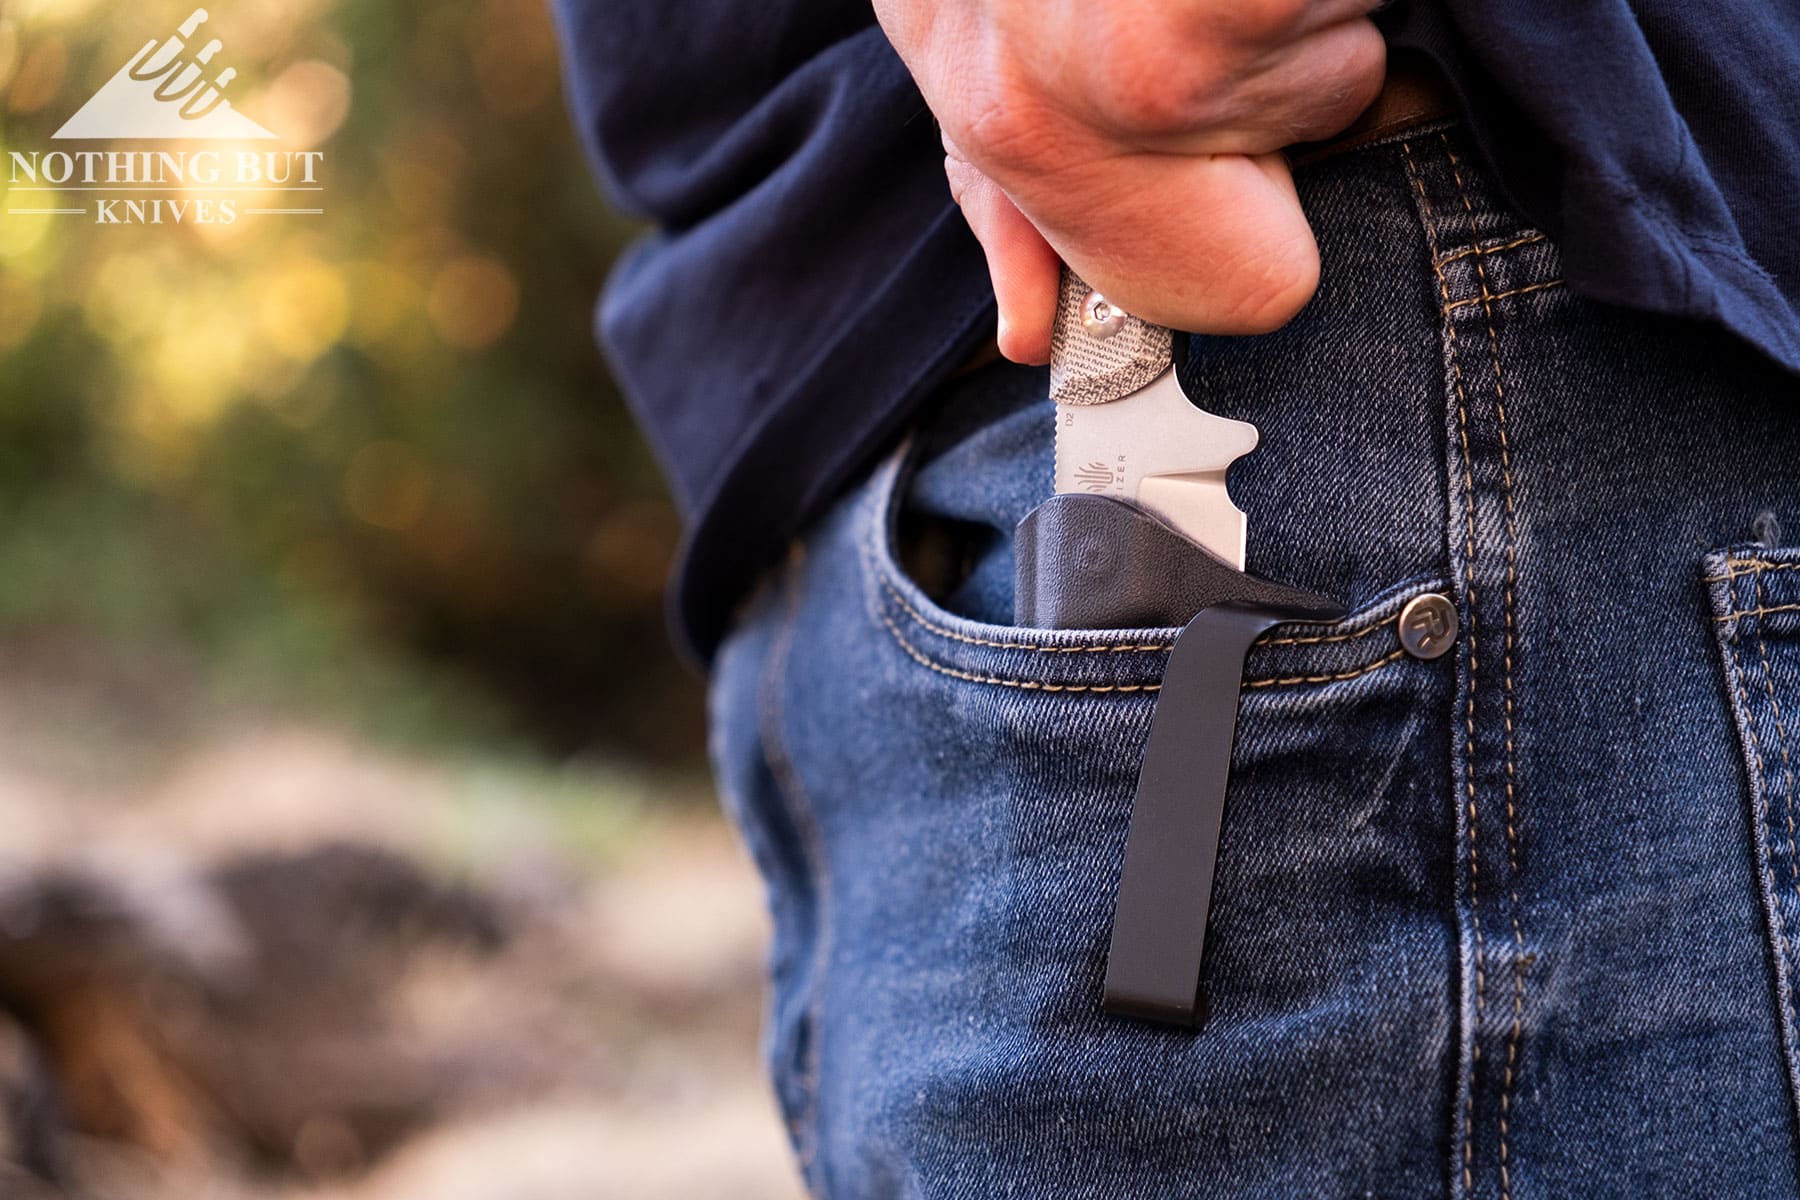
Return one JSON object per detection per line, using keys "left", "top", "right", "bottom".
{"left": 708, "top": 125, "right": 1800, "bottom": 1197}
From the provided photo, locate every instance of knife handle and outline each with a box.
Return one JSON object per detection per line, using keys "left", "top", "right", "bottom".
{"left": 1048, "top": 266, "right": 1175, "bottom": 407}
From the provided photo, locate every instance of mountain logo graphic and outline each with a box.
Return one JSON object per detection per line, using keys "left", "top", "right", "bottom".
{"left": 53, "top": 8, "right": 276, "bottom": 140}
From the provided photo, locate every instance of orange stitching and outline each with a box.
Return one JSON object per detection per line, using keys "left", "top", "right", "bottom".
{"left": 879, "top": 591, "right": 1407, "bottom": 693}
{"left": 864, "top": 492, "right": 1425, "bottom": 691}
{"left": 1260, "top": 614, "right": 1398, "bottom": 646}
{"left": 871, "top": 543, "right": 1418, "bottom": 672}
{"left": 1434, "top": 232, "right": 1549, "bottom": 267}
{"left": 870, "top": 540, "right": 1412, "bottom": 693}
{"left": 1444, "top": 130, "right": 1528, "bottom": 1200}
{"left": 1716, "top": 603, "right": 1800, "bottom": 622}
{"left": 1708, "top": 561, "right": 1800, "bottom": 583}
{"left": 1752, "top": 565, "right": 1800, "bottom": 896}
{"left": 1242, "top": 647, "right": 1407, "bottom": 688}
{"left": 873, "top": 545, "right": 1394, "bottom": 654}
{"left": 1404, "top": 137, "right": 1484, "bottom": 1199}
{"left": 1443, "top": 279, "right": 1566, "bottom": 315}
{"left": 1722, "top": 631, "right": 1800, "bottom": 1066}
{"left": 875, "top": 600, "right": 1163, "bottom": 693}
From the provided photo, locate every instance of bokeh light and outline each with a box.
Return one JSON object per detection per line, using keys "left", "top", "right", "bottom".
{"left": 427, "top": 253, "right": 519, "bottom": 350}
{"left": 258, "top": 58, "right": 351, "bottom": 149}
{"left": 0, "top": 0, "right": 678, "bottom": 758}
{"left": 0, "top": 3, "right": 795, "bottom": 1196}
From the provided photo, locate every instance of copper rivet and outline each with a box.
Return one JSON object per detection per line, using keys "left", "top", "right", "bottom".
{"left": 1399, "top": 593, "right": 1458, "bottom": 660}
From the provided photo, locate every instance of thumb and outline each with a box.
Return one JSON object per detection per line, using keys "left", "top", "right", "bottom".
{"left": 1030, "top": 150, "right": 1320, "bottom": 337}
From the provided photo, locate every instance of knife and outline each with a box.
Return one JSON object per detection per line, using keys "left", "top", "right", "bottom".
{"left": 1050, "top": 269, "right": 1260, "bottom": 568}
{"left": 1030, "top": 267, "right": 1345, "bottom": 1029}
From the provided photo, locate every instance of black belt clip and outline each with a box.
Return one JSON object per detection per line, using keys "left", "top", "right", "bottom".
{"left": 1015, "top": 492, "right": 1342, "bottom": 1028}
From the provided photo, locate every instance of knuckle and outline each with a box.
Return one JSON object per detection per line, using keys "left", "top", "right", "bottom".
{"left": 1083, "top": 32, "right": 1231, "bottom": 135}
{"left": 1340, "top": 23, "right": 1389, "bottom": 105}
{"left": 1300, "top": 22, "right": 1388, "bottom": 140}
{"left": 1100, "top": 60, "right": 1211, "bottom": 134}
{"left": 1216, "top": 0, "right": 1313, "bottom": 43}
{"left": 949, "top": 87, "right": 1057, "bottom": 175}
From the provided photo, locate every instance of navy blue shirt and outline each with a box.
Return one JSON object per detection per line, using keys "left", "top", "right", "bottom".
{"left": 551, "top": 0, "right": 1800, "bottom": 664}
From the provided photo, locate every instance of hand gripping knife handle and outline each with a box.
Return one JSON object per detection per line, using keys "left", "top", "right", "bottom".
{"left": 1015, "top": 270, "right": 1343, "bottom": 1028}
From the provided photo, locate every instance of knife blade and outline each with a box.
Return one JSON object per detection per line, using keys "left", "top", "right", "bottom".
{"left": 1050, "top": 269, "right": 1259, "bottom": 568}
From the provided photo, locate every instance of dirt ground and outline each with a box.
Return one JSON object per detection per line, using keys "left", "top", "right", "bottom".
{"left": 0, "top": 641, "right": 806, "bottom": 1200}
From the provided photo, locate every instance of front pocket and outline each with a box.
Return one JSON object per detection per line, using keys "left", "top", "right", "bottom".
{"left": 855, "top": 428, "right": 1459, "bottom": 1007}
{"left": 761, "top": 419, "right": 1462, "bottom": 1198}
{"left": 1708, "top": 544, "right": 1800, "bottom": 1106}
{"left": 864, "top": 434, "right": 1440, "bottom": 695}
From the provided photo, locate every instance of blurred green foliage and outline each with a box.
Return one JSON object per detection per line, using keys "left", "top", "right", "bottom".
{"left": 0, "top": 0, "right": 704, "bottom": 763}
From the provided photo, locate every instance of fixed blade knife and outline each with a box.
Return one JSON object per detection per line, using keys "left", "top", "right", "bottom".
{"left": 1050, "top": 269, "right": 1259, "bottom": 569}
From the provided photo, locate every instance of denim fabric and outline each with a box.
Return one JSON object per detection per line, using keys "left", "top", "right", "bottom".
{"left": 708, "top": 126, "right": 1800, "bottom": 1198}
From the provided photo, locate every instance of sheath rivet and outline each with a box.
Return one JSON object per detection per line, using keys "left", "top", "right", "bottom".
{"left": 1399, "top": 593, "right": 1459, "bottom": 660}
{"left": 1082, "top": 290, "right": 1126, "bottom": 339}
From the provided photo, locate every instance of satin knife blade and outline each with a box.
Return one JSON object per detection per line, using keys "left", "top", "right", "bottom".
{"left": 1050, "top": 269, "right": 1259, "bottom": 568}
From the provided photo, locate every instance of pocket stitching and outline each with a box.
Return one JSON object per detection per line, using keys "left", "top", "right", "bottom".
{"left": 1260, "top": 618, "right": 1398, "bottom": 648}
{"left": 1708, "top": 548, "right": 1800, "bottom": 1129}
{"left": 1749, "top": 565, "right": 1800, "bottom": 821}
{"left": 867, "top": 535, "right": 1419, "bottom": 695}
{"left": 872, "top": 475, "right": 1410, "bottom": 656}
{"left": 863, "top": 421, "right": 1432, "bottom": 693}
{"left": 876, "top": 567, "right": 1176, "bottom": 655}
{"left": 1746, "top": 568, "right": 1800, "bottom": 967}
{"left": 1712, "top": 555, "right": 1800, "bottom": 624}
{"left": 1721, "top": 614, "right": 1800, "bottom": 1061}
{"left": 860, "top": 500, "right": 1418, "bottom": 662}
{"left": 1243, "top": 647, "right": 1410, "bottom": 690}
{"left": 872, "top": 593, "right": 1165, "bottom": 694}
{"left": 1707, "top": 559, "right": 1800, "bottom": 584}
{"left": 1441, "top": 278, "right": 1566, "bottom": 315}
{"left": 872, "top": 581, "right": 1414, "bottom": 694}
{"left": 1716, "top": 602, "right": 1800, "bottom": 624}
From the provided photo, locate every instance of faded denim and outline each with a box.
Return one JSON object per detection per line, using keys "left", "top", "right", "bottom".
{"left": 708, "top": 125, "right": 1800, "bottom": 1198}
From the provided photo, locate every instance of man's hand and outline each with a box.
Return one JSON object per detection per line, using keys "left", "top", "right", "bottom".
{"left": 873, "top": 0, "right": 1386, "bottom": 363}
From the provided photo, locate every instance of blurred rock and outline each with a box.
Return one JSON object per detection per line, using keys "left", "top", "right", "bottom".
{"left": 0, "top": 1008, "right": 67, "bottom": 1194}
{"left": 0, "top": 818, "right": 801, "bottom": 1200}
{"left": 0, "top": 845, "right": 520, "bottom": 1189}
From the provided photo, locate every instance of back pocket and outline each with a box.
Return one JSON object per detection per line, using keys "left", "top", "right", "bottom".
{"left": 1708, "top": 544, "right": 1800, "bottom": 1097}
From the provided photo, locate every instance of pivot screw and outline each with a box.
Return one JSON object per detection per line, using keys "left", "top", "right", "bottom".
{"left": 1081, "top": 290, "right": 1127, "bottom": 339}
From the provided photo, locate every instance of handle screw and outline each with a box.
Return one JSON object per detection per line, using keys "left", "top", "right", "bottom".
{"left": 1081, "top": 290, "right": 1127, "bottom": 339}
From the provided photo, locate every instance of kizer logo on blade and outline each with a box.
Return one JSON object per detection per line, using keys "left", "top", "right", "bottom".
{"left": 1074, "top": 461, "right": 1114, "bottom": 490}
{"left": 1049, "top": 271, "right": 1260, "bottom": 569}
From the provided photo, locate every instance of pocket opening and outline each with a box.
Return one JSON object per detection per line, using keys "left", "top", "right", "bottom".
{"left": 861, "top": 438, "right": 1450, "bottom": 695}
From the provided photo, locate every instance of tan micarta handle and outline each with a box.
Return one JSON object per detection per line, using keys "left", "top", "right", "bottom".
{"left": 1047, "top": 267, "right": 1175, "bottom": 406}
